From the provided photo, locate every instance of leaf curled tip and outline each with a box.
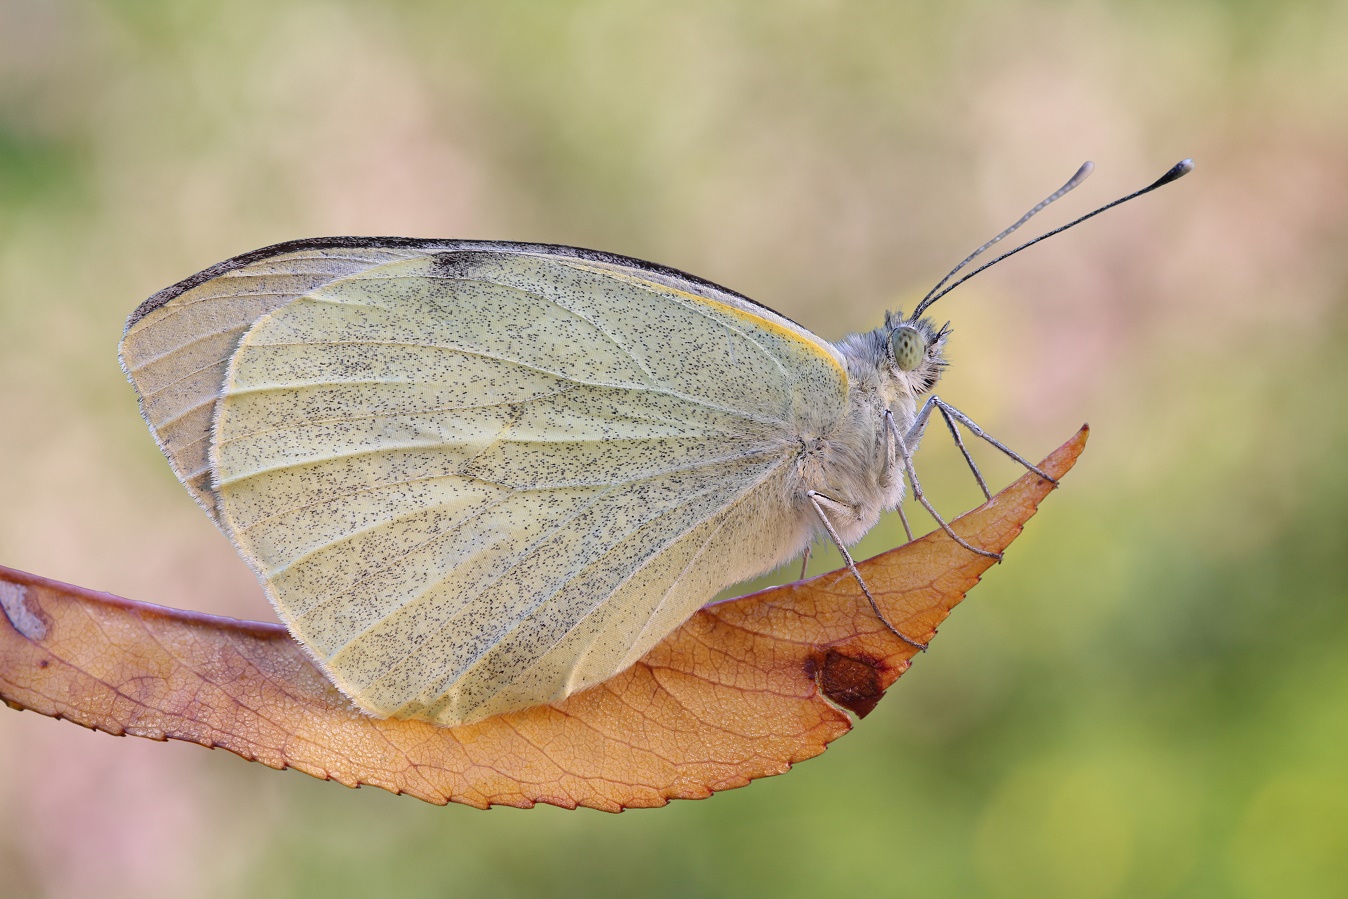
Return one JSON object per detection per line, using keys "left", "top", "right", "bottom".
{"left": 0, "top": 426, "right": 1086, "bottom": 810}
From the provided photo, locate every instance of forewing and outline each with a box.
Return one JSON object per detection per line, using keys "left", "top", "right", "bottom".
{"left": 119, "top": 238, "right": 845, "bottom": 515}
{"left": 126, "top": 242, "right": 851, "bottom": 725}
{"left": 120, "top": 244, "right": 428, "bottom": 514}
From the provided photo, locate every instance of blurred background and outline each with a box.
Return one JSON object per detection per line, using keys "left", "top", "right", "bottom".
{"left": 1, "top": 1, "right": 1345, "bottom": 896}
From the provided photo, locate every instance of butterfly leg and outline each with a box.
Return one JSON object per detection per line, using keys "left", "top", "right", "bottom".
{"left": 885, "top": 411, "right": 1002, "bottom": 561}
{"left": 909, "top": 397, "right": 1057, "bottom": 486}
{"left": 805, "top": 490, "right": 928, "bottom": 651}
{"left": 941, "top": 405, "right": 991, "bottom": 500}
{"left": 880, "top": 418, "right": 917, "bottom": 542}
{"left": 905, "top": 397, "right": 988, "bottom": 496}
{"left": 799, "top": 542, "right": 812, "bottom": 580}
{"left": 895, "top": 501, "right": 915, "bottom": 544}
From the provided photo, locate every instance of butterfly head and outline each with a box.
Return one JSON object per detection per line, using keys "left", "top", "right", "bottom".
{"left": 884, "top": 310, "right": 949, "bottom": 396}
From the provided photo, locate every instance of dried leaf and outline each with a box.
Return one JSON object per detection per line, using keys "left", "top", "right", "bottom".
{"left": 0, "top": 427, "right": 1086, "bottom": 810}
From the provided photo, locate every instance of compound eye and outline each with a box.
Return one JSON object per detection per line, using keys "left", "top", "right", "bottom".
{"left": 889, "top": 326, "right": 926, "bottom": 372}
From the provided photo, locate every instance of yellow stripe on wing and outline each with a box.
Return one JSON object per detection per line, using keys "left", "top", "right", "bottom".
{"left": 557, "top": 260, "right": 851, "bottom": 388}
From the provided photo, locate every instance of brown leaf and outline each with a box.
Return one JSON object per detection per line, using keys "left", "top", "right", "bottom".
{"left": 0, "top": 427, "right": 1087, "bottom": 811}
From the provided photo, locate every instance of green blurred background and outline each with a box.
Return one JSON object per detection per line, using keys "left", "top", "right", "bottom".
{"left": 1, "top": 1, "right": 1345, "bottom": 896}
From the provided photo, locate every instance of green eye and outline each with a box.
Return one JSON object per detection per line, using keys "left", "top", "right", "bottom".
{"left": 889, "top": 326, "right": 925, "bottom": 372}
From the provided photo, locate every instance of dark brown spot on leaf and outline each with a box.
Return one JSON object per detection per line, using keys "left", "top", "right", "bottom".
{"left": 817, "top": 649, "right": 886, "bottom": 718}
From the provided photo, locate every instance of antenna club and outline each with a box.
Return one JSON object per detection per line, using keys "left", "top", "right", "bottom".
{"left": 1154, "top": 158, "right": 1195, "bottom": 188}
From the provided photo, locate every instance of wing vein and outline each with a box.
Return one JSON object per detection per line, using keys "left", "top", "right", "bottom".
{"left": 232, "top": 340, "right": 787, "bottom": 428}
{"left": 257, "top": 445, "right": 784, "bottom": 577}
{"left": 438, "top": 460, "right": 789, "bottom": 698}
{"left": 317, "top": 484, "right": 619, "bottom": 660}
{"left": 218, "top": 385, "right": 576, "bottom": 444}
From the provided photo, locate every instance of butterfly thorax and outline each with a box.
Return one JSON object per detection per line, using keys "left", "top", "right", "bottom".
{"left": 790, "top": 316, "right": 948, "bottom": 545}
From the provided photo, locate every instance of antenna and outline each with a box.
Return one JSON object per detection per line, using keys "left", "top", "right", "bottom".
{"left": 917, "top": 161, "right": 1095, "bottom": 311}
{"left": 911, "top": 158, "right": 1194, "bottom": 318}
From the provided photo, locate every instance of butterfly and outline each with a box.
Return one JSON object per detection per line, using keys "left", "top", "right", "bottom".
{"left": 119, "top": 161, "right": 1190, "bottom": 727}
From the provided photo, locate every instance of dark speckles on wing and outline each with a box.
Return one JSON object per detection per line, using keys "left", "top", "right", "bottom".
{"left": 205, "top": 251, "right": 848, "bottom": 725}
{"left": 429, "top": 250, "right": 491, "bottom": 280}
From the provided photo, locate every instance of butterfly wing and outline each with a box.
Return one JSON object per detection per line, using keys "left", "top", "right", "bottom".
{"left": 121, "top": 242, "right": 438, "bottom": 514}
{"left": 122, "top": 241, "right": 850, "bottom": 725}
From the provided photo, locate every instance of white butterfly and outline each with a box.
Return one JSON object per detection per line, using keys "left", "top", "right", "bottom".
{"left": 120, "top": 162, "right": 1189, "bottom": 727}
